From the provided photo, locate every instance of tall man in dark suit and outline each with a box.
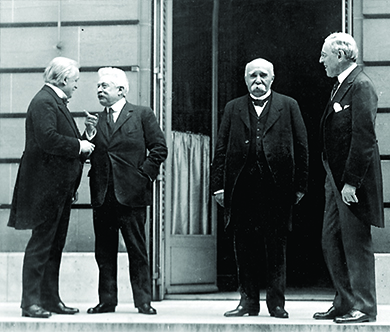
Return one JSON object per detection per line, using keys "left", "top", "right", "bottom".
{"left": 313, "top": 32, "right": 384, "bottom": 324}
{"left": 211, "top": 58, "right": 309, "bottom": 319}
{"left": 85, "top": 67, "right": 167, "bottom": 315}
{"left": 8, "top": 57, "right": 95, "bottom": 318}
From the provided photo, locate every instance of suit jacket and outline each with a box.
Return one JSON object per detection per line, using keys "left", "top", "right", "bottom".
{"left": 320, "top": 66, "right": 384, "bottom": 227}
{"left": 8, "top": 85, "right": 83, "bottom": 230}
{"left": 211, "top": 92, "right": 309, "bottom": 229}
{"left": 88, "top": 101, "right": 167, "bottom": 208}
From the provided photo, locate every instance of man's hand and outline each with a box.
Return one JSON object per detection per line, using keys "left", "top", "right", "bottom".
{"left": 84, "top": 110, "right": 99, "bottom": 136}
{"left": 295, "top": 192, "right": 305, "bottom": 204}
{"left": 215, "top": 192, "right": 224, "bottom": 207}
{"left": 341, "top": 183, "right": 358, "bottom": 205}
{"left": 72, "top": 191, "right": 79, "bottom": 204}
{"left": 80, "top": 140, "right": 95, "bottom": 155}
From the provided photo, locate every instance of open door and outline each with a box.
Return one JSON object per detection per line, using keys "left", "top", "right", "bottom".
{"left": 155, "top": 0, "right": 343, "bottom": 298}
{"left": 165, "top": 131, "right": 218, "bottom": 294}
{"left": 161, "top": 0, "right": 219, "bottom": 294}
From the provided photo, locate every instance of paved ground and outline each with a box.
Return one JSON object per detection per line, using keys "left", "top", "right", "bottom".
{"left": 1, "top": 300, "right": 390, "bottom": 330}
{"left": 1, "top": 291, "right": 390, "bottom": 331}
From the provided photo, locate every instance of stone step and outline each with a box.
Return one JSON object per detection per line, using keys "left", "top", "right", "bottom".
{"left": 1, "top": 301, "right": 389, "bottom": 332}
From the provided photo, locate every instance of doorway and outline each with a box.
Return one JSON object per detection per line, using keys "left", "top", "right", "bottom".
{"left": 168, "top": 0, "right": 342, "bottom": 293}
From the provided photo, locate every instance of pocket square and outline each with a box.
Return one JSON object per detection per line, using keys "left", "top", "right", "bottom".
{"left": 333, "top": 102, "right": 342, "bottom": 113}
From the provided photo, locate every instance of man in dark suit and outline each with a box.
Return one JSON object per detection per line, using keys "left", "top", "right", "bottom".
{"left": 8, "top": 57, "right": 95, "bottom": 318}
{"left": 211, "top": 58, "right": 308, "bottom": 319}
{"left": 84, "top": 67, "right": 167, "bottom": 315}
{"left": 313, "top": 32, "right": 384, "bottom": 324}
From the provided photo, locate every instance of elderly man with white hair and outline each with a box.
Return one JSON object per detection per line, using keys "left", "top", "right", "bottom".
{"left": 84, "top": 67, "right": 167, "bottom": 315}
{"left": 313, "top": 32, "right": 384, "bottom": 324}
{"left": 211, "top": 58, "right": 308, "bottom": 319}
{"left": 8, "top": 57, "right": 95, "bottom": 318}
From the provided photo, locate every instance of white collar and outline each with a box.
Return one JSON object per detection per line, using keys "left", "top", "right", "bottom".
{"left": 106, "top": 98, "right": 126, "bottom": 113}
{"left": 46, "top": 83, "right": 67, "bottom": 100}
{"left": 337, "top": 63, "right": 358, "bottom": 84}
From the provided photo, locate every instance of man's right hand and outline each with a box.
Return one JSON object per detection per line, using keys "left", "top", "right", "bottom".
{"left": 215, "top": 192, "right": 224, "bottom": 207}
{"left": 80, "top": 140, "right": 95, "bottom": 155}
{"left": 84, "top": 110, "right": 99, "bottom": 136}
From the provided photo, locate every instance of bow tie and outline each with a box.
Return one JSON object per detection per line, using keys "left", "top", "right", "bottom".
{"left": 62, "top": 98, "right": 69, "bottom": 105}
{"left": 251, "top": 96, "right": 269, "bottom": 107}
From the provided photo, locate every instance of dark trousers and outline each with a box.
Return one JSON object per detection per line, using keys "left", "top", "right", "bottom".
{"left": 322, "top": 173, "right": 377, "bottom": 316}
{"left": 21, "top": 194, "right": 72, "bottom": 309}
{"left": 93, "top": 184, "right": 151, "bottom": 307}
{"left": 231, "top": 168, "right": 288, "bottom": 313}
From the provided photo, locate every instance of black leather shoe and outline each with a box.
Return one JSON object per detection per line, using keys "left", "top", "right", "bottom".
{"left": 137, "top": 303, "right": 157, "bottom": 315}
{"left": 224, "top": 305, "right": 259, "bottom": 317}
{"left": 44, "top": 301, "right": 79, "bottom": 315}
{"left": 334, "top": 309, "right": 376, "bottom": 324}
{"left": 313, "top": 306, "right": 343, "bottom": 320}
{"left": 87, "top": 303, "right": 116, "bottom": 314}
{"left": 270, "top": 306, "right": 289, "bottom": 318}
{"left": 22, "top": 304, "right": 51, "bottom": 318}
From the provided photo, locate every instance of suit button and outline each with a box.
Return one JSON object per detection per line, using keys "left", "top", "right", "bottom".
{"left": 245, "top": 140, "right": 249, "bottom": 144}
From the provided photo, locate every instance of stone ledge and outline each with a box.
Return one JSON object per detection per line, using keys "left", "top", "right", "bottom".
{"left": 375, "top": 253, "right": 390, "bottom": 304}
{"left": 0, "top": 252, "right": 133, "bottom": 303}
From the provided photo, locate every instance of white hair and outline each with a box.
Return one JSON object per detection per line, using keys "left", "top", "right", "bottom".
{"left": 245, "top": 58, "right": 274, "bottom": 77}
{"left": 325, "top": 32, "right": 359, "bottom": 62}
{"left": 43, "top": 57, "right": 79, "bottom": 86}
{"left": 98, "top": 67, "right": 129, "bottom": 95}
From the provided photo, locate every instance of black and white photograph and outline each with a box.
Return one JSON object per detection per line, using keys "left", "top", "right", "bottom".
{"left": 0, "top": 0, "right": 389, "bottom": 331}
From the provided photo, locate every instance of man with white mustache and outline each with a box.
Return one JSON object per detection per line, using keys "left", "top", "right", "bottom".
{"left": 211, "top": 58, "right": 308, "bottom": 319}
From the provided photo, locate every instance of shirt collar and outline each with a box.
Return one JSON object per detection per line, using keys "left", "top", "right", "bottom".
{"left": 46, "top": 83, "right": 67, "bottom": 100}
{"left": 337, "top": 63, "right": 358, "bottom": 84}
{"left": 106, "top": 98, "right": 126, "bottom": 113}
{"left": 250, "top": 89, "right": 271, "bottom": 101}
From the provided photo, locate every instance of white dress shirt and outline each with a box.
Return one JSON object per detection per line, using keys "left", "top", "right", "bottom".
{"left": 250, "top": 89, "right": 271, "bottom": 117}
{"left": 106, "top": 97, "right": 126, "bottom": 123}
{"left": 335, "top": 63, "right": 358, "bottom": 94}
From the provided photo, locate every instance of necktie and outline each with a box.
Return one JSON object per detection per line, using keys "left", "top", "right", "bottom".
{"left": 251, "top": 96, "right": 269, "bottom": 107}
{"left": 107, "top": 108, "right": 114, "bottom": 133}
{"left": 331, "top": 81, "right": 340, "bottom": 100}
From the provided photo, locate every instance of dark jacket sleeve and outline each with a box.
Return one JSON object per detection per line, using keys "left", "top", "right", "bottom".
{"left": 210, "top": 103, "right": 232, "bottom": 194}
{"left": 139, "top": 108, "right": 168, "bottom": 181}
{"left": 290, "top": 99, "right": 309, "bottom": 194}
{"left": 342, "top": 78, "right": 378, "bottom": 188}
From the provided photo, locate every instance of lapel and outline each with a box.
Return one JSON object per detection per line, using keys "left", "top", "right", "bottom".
{"left": 43, "top": 85, "right": 80, "bottom": 138}
{"left": 263, "top": 92, "right": 281, "bottom": 134}
{"left": 332, "top": 66, "right": 361, "bottom": 103}
{"left": 239, "top": 95, "right": 251, "bottom": 130}
{"left": 320, "top": 67, "right": 362, "bottom": 131}
{"left": 99, "top": 101, "right": 134, "bottom": 141}
{"left": 112, "top": 101, "right": 133, "bottom": 135}
{"left": 240, "top": 93, "right": 281, "bottom": 134}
